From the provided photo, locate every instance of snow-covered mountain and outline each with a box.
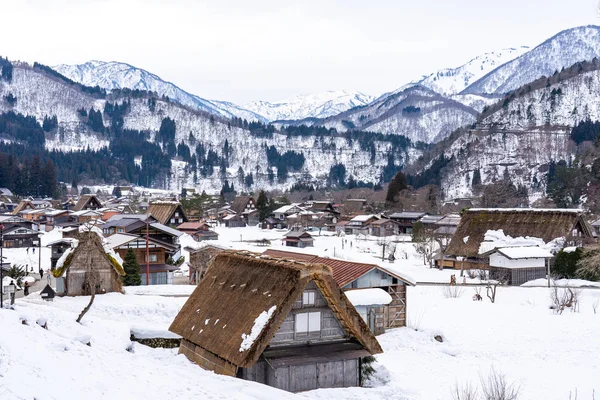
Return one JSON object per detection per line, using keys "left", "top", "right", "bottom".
{"left": 244, "top": 90, "right": 374, "bottom": 122}
{"left": 52, "top": 60, "right": 268, "bottom": 123}
{"left": 0, "top": 62, "right": 420, "bottom": 192}
{"left": 463, "top": 25, "right": 600, "bottom": 95}
{"left": 413, "top": 58, "right": 600, "bottom": 201}
{"left": 418, "top": 47, "right": 530, "bottom": 96}
{"left": 316, "top": 85, "right": 478, "bottom": 144}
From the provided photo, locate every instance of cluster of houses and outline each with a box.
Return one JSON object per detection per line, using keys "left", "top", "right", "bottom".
{"left": 3, "top": 185, "right": 600, "bottom": 393}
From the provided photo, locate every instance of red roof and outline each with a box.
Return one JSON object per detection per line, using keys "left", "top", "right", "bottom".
{"left": 262, "top": 249, "right": 414, "bottom": 287}
{"left": 177, "top": 222, "right": 209, "bottom": 231}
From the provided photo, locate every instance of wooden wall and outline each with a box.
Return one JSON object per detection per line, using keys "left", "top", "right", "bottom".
{"left": 270, "top": 281, "right": 346, "bottom": 345}
{"left": 241, "top": 359, "right": 359, "bottom": 392}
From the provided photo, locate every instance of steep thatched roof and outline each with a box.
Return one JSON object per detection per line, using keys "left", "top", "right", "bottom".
{"left": 229, "top": 196, "right": 254, "bottom": 215}
{"left": 446, "top": 208, "right": 595, "bottom": 258}
{"left": 169, "top": 251, "right": 382, "bottom": 368}
{"left": 148, "top": 201, "right": 185, "bottom": 225}
{"left": 52, "top": 230, "right": 125, "bottom": 278}
{"left": 73, "top": 194, "right": 102, "bottom": 211}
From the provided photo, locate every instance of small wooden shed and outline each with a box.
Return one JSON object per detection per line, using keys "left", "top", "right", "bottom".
{"left": 52, "top": 229, "right": 125, "bottom": 296}
{"left": 169, "top": 251, "right": 382, "bottom": 392}
{"left": 488, "top": 246, "right": 554, "bottom": 285}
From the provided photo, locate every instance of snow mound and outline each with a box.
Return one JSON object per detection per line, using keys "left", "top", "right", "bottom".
{"left": 345, "top": 288, "right": 393, "bottom": 306}
{"left": 240, "top": 305, "right": 277, "bottom": 352}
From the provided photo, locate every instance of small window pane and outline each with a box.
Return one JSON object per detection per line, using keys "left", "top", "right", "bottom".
{"left": 295, "top": 313, "right": 308, "bottom": 333}
{"left": 308, "top": 312, "right": 321, "bottom": 332}
{"left": 302, "top": 291, "right": 315, "bottom": 305}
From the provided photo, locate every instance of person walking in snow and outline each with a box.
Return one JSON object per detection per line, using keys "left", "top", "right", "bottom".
{"left": 39, "top": 268, "right": 44, "bottom": 279}
{"left": 24, "top": 281, "right": 29, "bottom": 296}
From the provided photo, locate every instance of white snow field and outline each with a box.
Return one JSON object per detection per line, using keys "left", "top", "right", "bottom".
{"left": 2, "top": 284, "right": 599, "bottom": 399}
{"left": 1, "top": 226, "right": 599, "bottom": 399}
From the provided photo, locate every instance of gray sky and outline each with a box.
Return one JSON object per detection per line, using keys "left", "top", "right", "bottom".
{"left": 3, "top": 0, "right": 599, "bottom": 104}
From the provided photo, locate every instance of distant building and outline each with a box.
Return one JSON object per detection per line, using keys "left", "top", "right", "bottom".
{"left": 73, "top": 194, "right": 103, "bottom": 212}
{"left": 148, "top": 201, "right": 188, "bottom": 226}
{"left": 388, "top": 212, "right": 427, "bottom": 234}
{"left": 488, "top": 247, "right": 554, "bottom": 285}
{"left": 283, "top": 231, "right": 314, "bottom": 248}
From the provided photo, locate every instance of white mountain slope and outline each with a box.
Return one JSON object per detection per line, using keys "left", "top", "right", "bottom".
{"left": 418, "top": 46, "right": 530, "bottom": 96}
{"left": 244, "top": 90, "right": 374, "bottom": 122}
{"left": 463, "top": 25, "right": 600, "bottom": 95}
{"left": 317, "top": 85, "right": 478, "bottom": 144}
{"left": 52, "top": 60, "right": 268, "bottom": 123}
{"left": 0, "top": 62, "right": 420, "bottom": 193}
{"left": 418, "top": 59, "right": 600, "bottom": 201}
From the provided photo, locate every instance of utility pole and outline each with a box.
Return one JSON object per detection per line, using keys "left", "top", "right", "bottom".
{"left": 146, "top": 213, "right": 150, "bottom": 286}
{"left": 1, "top": 225, "right": 4, "bottom": 308}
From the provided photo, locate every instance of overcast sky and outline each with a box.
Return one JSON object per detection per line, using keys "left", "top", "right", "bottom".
{"left": 3, "top": 0, "right": 599, "bottom": 104}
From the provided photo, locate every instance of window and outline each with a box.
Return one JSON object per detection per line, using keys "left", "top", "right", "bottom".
{"left": 147, "top": 254, "right": 158, "bottom": 262}
{"left": 302, "top": 291, "right": 315, "bottom": 306}
{"left": 117, "top": 228, "right": 124, "bottom": 233}
{"left": 170, "top": 218, "right": 175, "bottom": 224}
{"left": 295, "top": 312, "right": 321, "bottom": 333}
{"left": 175, "top": 212, "right": 179, "bottom": 217}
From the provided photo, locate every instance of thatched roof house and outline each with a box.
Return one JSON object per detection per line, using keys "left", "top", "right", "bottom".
{"left": 73, "top": 194, "right": 103, "bottom": 211}
{"left": 52, "top": 228, "right": 125, "bottom": 296}
{"left": 446, "top": 208, "right": 594, "bottom": 260}
{"left": 169, "top": 251, "right": 382, "bottom": 392}
{"left": 148, "top": 201, "right": 187, "bottom": 226}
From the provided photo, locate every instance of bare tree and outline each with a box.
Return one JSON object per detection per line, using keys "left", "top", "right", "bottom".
{"left": 480, "top": 367, "right": 520, "bottom": 400}
{"left": 483, "top": 270, "right": 509, "bottom": 303}
{"left": 549, "top": 282, "right": 580, "bottom": 315}
{"left": 76, "top": 265, "right": 99, "bottom": 324}
{"left": 451, "top": 382, "right": 479, "bottom": 400}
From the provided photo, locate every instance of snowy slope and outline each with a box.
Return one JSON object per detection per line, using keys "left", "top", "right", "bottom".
{"left": 244, "top": 90, "right": 374, "bottom": 122}
{"left": 53, "top": 60, "right": 268, "bottom": 123}
{"left": 0, "top": 62, "right": 419, "bottom": 192}
{"left": 481, "top": 62, "right": 600, "bottom": 128}
{"left": 463, "top": 25, "right": 600, "bottom": 95}
{"left": 418, "top": 47, "right": 530, "bottom": 96}
{"left": 318, "top": 86, "right": 478, "bottom": 143}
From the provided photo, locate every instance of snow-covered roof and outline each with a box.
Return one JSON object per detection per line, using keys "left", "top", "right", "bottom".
{"left": 389, "top": 211, "right": 426, "bottom": 219}
{"left": 272, "top": 204, "right": 304, "bottom": 214}
{"left": 495, "top": 247, "right": 554, "bottom": 260}
{"left": 345, "top": 288, "right": 393, "bottom": 306}
{"left": 468, "top": 208, "right": 583, "bottom": 213}
{"left": 350, "top": 214, "right": 377, "bottom": 222}
{"left": 478, "top": 229, "right": 565, "bottom": 255}
{"left": 105, "top": 233, "right": 140, "bottom": 249}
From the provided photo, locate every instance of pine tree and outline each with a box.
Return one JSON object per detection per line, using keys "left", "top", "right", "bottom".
{"left": 122, "top": 249, "right": 142, "bottom": 286}
{"left": 386, "top": 171, "right": 408, "bottom": 203}
{"left": 256, "top": 190, "right": 269, "bottom": 221}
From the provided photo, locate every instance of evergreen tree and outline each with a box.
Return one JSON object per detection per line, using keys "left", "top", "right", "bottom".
{"left": 386, "top": 171, "right": 408, "bottom": 203}
{"left": 256, "top": 190, "right": 269, "bottom": 221}
{"left": 472, "top": 169, "right": 482, "bottom": 187}
{"left": 122, "top": 249, "right": 142, "bottom": 286}
{"left": 552, "top": 248, "right": 582, "bottom": 279}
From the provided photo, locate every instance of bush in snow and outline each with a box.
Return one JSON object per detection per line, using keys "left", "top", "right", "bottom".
{"left": 552, "top": 248, "right": 582, "bottom": 279}
{"left": 479, "top": 367, "right": 520, "bottom": 400}
{"left": 576, "top": 246, "right": 600, "bottom": 281}
{"left": 443, "top": 285, "right": 464, "bottom": 299}
{"left": 451, "top": 382, "right": 479, "bottom": 400}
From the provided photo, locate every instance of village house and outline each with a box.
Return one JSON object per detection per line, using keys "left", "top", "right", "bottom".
{"left": 0, "top": 215, "right": 40, "bottom": 248}
{"left": 444, "top": 208, "right": 595, "bottom": 270}
{"left": 177, "top": 222, "right": 219, "bottom": 241}
{"left": 148, "top": 201, "right": 188, "bottom": 227}
{"left": 261, "top": 217, "right": 286, "bottom": 230}
{"left": 46, "top": 238, "right": 76, "bottom": 270}
{"left": 229, "top": 196, "right": 257, "bottom": 225}
{"left": 106, "top": 233, "right": 179, "bottom": 285}
{"left": 169, "top": 251, "right": 383, "bottom": 392}
{"left": 263, "top": 249, "right": 415, "bottom": 333}
{"left": 487, "top": 246, "right": 554, "bottom": 285}
{"left": 70, "top": 210, "right": 104, "bottom": 225}
{"left": 308, "top": 201, "right": 340, "bottom": 223}
{"left": 73, "top": 194, "right": 103, "bottom": 212}
{"left": 368, "top": 218, "right": 399, "bottom": 237}
{"left": 272, "top": 204, "right": 306, "bottom": 221}
{"left": 102, "top": 214, "right": 155, "bottom": 236}
{"left": 12, "top": 200, "right": 36, "bottom": 216}
{"left": 283, "top": 231, "right": 314, "bottom": 248}
{"left": 223, "top": 214, "right": 246, "bottom": 228}
{"left": 185, "top": 243, "right": 228, "bottom": 284}
{"left": 388, "top": 211, "right": 427, "bottom": 234}
{"left": 433, "top": 213, "right": 461, "bottom": 237}
{"left": 345, "top": 215, "right": 379, "bottom": 235}
{"left": 52, "top": 229, "right": 125, "bottom": 296}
